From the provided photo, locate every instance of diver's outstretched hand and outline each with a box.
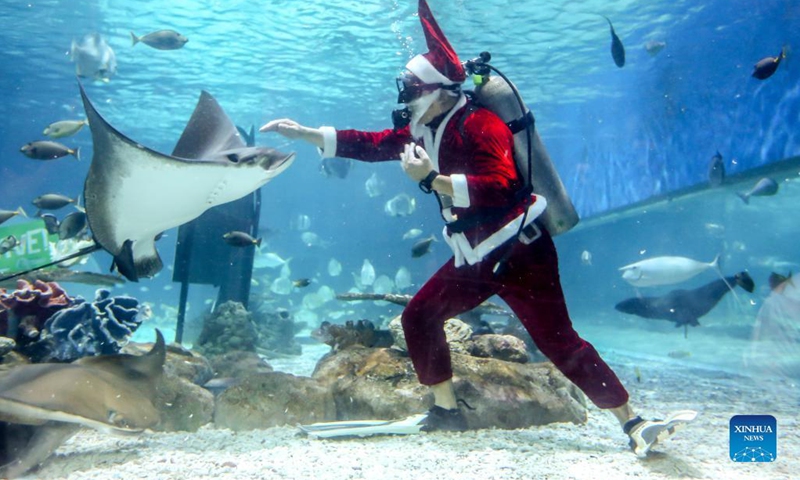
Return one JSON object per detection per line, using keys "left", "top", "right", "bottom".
{"left": 260, "top": 118, "right": 323, "bottom": 148}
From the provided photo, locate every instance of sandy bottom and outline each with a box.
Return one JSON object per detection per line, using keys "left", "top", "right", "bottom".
{"left": 21, "top": 343, "right": 798, "bottom": 480}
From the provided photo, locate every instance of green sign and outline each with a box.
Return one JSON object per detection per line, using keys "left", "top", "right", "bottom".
{"left": 0, "top": 220, "right": 58, "bottom": 275}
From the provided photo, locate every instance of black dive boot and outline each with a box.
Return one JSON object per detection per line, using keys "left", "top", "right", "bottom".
{"left": 420, "top": 399, "right": 474, "bottom": 432}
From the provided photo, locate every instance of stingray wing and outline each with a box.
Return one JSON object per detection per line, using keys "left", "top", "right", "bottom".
{"left": 0, "top": 330, "right": 165, "bottom": 433}
{"left": 0, "top": 364, "right": 156, "bottom": 433}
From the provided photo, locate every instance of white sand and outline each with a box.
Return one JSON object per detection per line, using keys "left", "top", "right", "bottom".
{"left": 23, "top": 351, "right": 798, "bottom": 480}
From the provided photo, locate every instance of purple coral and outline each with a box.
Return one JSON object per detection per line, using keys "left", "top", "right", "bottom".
{"left": 23, "top": 289, "right": 144, "bottom": 363}
{"left": 0, "top": 279, "right": 73, "bottom": 347}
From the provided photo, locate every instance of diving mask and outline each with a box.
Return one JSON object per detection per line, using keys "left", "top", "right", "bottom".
{"left": 392, "top": 72, "right": 458, "bottom": 131}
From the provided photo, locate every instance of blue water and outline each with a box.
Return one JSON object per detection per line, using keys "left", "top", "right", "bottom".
{"left": 0, "top": 0, "right": 798, "bottom": 363}
{"left": 1, "top": 2, "right": 799, "bottom": 479}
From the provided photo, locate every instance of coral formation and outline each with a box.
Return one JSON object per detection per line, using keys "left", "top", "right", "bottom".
{"left": 0, "top": 337, "right": 15, "bottom": 358}
{"left": 193, "top": 301, "right": 258, "bottom": 356}
{"left": 23, "top": 289, "right": 143, "bottom": 362}
{"left": 0, "top": 280, "right": 72, "bottom": 348}
{"left": 312, "top": 319, "right": 393, "bottom": 351}
{"left": 467, "top": 334, "right": 529, "bottom": 364}
{"left": 252, "top": 308, "right": 301, "bottom": 356}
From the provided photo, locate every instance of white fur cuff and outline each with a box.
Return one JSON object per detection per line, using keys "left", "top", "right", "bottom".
{"left": 318, "top": 126, "right": 337, "bottom": 158}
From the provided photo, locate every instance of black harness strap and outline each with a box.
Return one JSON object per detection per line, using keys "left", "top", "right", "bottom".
{"left": 445, "top": 95, "right": 536, "bottom": 234}
{"left": 507, "top": 110, "right": 535, "bottom": 135}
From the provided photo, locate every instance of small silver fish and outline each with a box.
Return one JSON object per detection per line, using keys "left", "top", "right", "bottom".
{"left": 402, "top": 228, "right": 423, "bottom": 240}
{"left": 384, "top": 193, "right": 416, "bottom": 217}
{"left": 291, "top": 214, "right": 311, "bottom": 231}
{"left": 43, "top": 119, "right": 88, "bottom": 139}
{"left": 365, "top": 172, "right": 383, "bottom": 198}
{"left": 20, "top": 141, "right": 80, "bottom": 161}
{"left": 223, "top": 231, "right": 261, "bottom": 247}
{"left": 0, "top": 207, "right": 27, "bottom": 226}
{"left": 667, "top": 350, "right": 692, "bottom": 359}
{"left": 71, "top": 33, "right": 117, "bottom": 82}
{"left": 130, "top": 30, "right": 188, "bottom": 50}
{"left": 0, "top": 235, "right": 19, "bottom": 255}
{"left": 644, "top": 40, "right": 666, "bottom": 57}
{"left": 319, "top": 158, "right": 352, "bottom": 179}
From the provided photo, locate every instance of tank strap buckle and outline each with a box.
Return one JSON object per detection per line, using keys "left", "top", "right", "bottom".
{"left": 518, "top": 221, "right": 541, "bottom": 245}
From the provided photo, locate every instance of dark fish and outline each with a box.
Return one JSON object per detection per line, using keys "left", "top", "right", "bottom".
{"left": 752, "top": 47, "right": 786, "bottom": 80}
{"left": 0, "top": 235, "right": 19, "bottom": 255}
{"left": 603, "top": 16, "right": 625, "bottom": 68}
{"left": 768, "top": 272, "right": 793, "bottom": 292}
{"left": 130, "top": 30, "right": 188, "bottom": 50}
{"left": 0, "top": 207, "right": 26, "bottom": 226}
{"left": 644, "top": 40, "right": 666, "bottom": 57}
{"left": 223, "top": 231, "right": 262, "bottom": 247}
{"left": 736, "top": 177, "right": 779, "bottom": 204}
{"left": 708, "top": 150, "right": 725, "bottom": 187}
{"left": 20, "top": 141, "right": 80, "bottom": 161}
{"left": 39, "top": 213, "right": 60, "bottom": 235}
{"left": 58, "top": 211, "right": 88, "bottom": 240}
{"left": 615, "top": 271, "right": 754, "bottom": 335}
{"left": 320, "top": 158, "right": 353, "bottom": 179}
{"left": 411, "top": 234, "right": 436, "bottom": 258}
{"left": 32, "top": 194, "right": 78, "bottom": 212}
{"left": 293, "top": 278, "right": 311, "bottom": 288}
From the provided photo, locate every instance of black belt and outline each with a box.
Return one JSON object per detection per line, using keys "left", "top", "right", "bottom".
{"left": 445, "top": 207, "right": 513, "bottom": 234}
{"left": 445, "top": 196, "right": 533, "bottom": 235}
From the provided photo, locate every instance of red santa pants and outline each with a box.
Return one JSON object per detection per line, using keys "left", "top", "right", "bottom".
{"left": 401, "top": 226, "right": 629, "bottom": 409}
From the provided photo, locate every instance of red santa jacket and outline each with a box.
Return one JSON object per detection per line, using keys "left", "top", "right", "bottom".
{"left": 320, "top": 96, "right": 541, "bottom": 259}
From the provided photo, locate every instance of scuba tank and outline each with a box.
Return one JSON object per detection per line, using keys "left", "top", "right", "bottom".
{"left": 463, "top": 52, "right": 579, "bottom": 236}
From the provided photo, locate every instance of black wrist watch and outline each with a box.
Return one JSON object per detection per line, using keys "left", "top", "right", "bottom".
{"left": 419, "top": 170, "right": 439, "bottom": 194}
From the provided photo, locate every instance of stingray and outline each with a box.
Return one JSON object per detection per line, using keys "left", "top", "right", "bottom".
{"left": 0, "top": 330, "right": 165, "bottom": 478}
{"left": 79, "top": 82, "right": 295, "bottom": 282}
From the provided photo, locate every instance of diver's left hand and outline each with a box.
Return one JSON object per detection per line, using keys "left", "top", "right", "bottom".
{"left": 400, "top": 142, "right": 433, "bottom": 182}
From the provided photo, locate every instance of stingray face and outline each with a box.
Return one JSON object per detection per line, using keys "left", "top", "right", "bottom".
{"left": 260, "top": 149, "right": 296, "bottom": 173}
{"left": 621, "top": 266, "right": 642, "bottom": 282}
{"left": 217, "top": 147, "right": 295, "bottom": 174}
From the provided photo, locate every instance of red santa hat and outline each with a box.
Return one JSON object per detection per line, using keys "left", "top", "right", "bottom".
{"left": 405, "top": 0, "right": 466, "bottom": 86}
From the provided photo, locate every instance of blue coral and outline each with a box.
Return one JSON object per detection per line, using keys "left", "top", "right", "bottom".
{"left": 23, "top": 289, "right": 143, "bottom": 362}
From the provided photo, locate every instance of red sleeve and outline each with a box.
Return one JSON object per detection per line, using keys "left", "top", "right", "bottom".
{"left": 461, "top": 110, "right": 521, "bottom": 207}
{"left": 336, "top": 127, "right": 412, "bottom": 163}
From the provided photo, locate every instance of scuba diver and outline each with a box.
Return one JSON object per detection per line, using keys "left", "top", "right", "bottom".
{"left": 261, "top": 0, "right": 696, "bottom": 457}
